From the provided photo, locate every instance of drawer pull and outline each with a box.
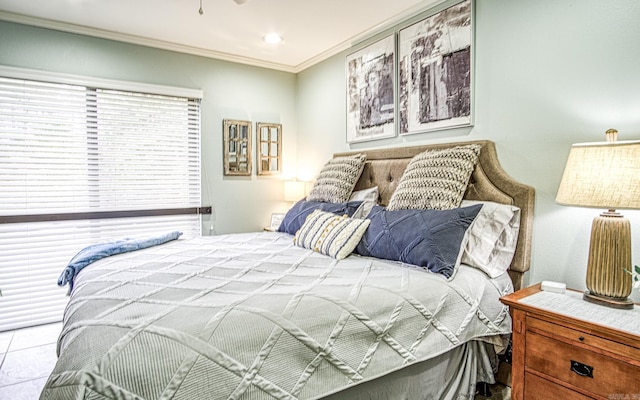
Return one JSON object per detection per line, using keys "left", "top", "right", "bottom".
{"left": 570, "top": 360, "right": 594, "bottom": 378}
{"left": 578, "top": 336, "right": 585, "bottom": 342}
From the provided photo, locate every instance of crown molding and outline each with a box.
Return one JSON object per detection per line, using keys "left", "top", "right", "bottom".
{"left": 1, "top": 0, "right": 444, "bottom": 75}
{"left": 292, "top": 0, "right": 444, "bottom": 72}
{"left": 0, "top": 11, "right": 298, "bottom": 73}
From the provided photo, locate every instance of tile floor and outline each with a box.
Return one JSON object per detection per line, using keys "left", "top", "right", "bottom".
{"left": 0, "top": 322, "right": 510, "bottom": 399}
{"left": 0, "top": 322, "right": 61, "bottom": 400}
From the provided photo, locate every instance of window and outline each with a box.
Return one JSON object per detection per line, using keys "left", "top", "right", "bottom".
{"left": 0, "top": 67, "right": 203, "bottom": 331}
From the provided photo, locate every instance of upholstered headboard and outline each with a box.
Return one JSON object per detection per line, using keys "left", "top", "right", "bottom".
{"left": 334, "top": 140, "right": 535, "bottom": 291}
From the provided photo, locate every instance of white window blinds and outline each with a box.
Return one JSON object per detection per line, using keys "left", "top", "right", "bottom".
{"left": 0, "top": 70, "right": 203, "bottom": 332}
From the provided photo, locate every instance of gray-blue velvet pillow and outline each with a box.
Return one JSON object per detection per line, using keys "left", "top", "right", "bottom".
{"left": 277, "top": 200, "right": 363, "bottom": 235}
{"left": 355, "top": 204, "right": 482, "bottom": 278}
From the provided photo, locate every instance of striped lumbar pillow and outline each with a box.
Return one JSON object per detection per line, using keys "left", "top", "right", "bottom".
{"left": 294, "top": 210, "right": 370, "bottom": 260}
{"left": 306, "top": 154, "right": 366, "bottom": 203}
{"left": 387, "top": 144, "right": 481, "bottom": 211}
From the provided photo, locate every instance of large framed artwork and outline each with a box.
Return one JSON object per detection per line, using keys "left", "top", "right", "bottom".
{"left": 346, "top": 34, "right": 396, "bottom": 143}
{"left": 398, "top": 0, "right": 473, "bottom": 135}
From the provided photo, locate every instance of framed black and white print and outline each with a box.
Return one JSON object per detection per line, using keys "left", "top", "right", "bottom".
{"left": 398, "top": 0, "right": 473, "bottom": 135}
{"left": 346, "top": 34, "right": 396, "bottom": 143}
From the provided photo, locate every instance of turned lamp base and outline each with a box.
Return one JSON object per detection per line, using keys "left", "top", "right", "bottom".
{"left": 583, "top": 291, "right": 634, "bottom": 310}
{"left": 583, "top": 210, "right": 634, "bottom": 310}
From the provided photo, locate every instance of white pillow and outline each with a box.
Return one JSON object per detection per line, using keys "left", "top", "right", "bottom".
{"left": 460, "top": 200, "right": 521, "bottom": 278}
{"left": 349, "top": 186, "right": 378, "bottom": 219}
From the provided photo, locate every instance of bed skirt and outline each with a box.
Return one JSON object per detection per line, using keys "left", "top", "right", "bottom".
{"left": 321, "top": 339, "right": 496, "bottom": 400}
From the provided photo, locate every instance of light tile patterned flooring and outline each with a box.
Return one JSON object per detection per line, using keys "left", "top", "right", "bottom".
{"left": 0, "top": 322, "right": 511, "bottom": 399}
{"left": 0, "top": 322, "right": 61, "bottom": 399}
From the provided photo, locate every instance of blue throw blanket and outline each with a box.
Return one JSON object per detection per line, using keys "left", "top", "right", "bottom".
{"left": 58, "top": 231, "right": 183, "bottom": 294}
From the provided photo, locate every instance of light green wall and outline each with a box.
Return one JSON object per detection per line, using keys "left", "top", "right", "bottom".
{"left": 297, "top": 0, "right": 640, "bottom": 298}
{"left": 0, "top": 20, "right": 298, "bottom": 234}
{"left": 2, "top": 0, "right": 640, "bottom": 297}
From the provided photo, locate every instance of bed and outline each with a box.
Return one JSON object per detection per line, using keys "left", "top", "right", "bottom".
{"left": 41, "top": 140, "right": 534, "bottom": 400}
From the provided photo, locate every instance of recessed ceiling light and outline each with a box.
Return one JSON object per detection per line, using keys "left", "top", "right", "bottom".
{"left": 263, "top": 33, "right": 283, "bottom": 45}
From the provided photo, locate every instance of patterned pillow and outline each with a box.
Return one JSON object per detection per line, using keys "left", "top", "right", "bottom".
{"left": 306, "top": 154, "right": 366, "bottom": 203}
{"left": 277, "top": 200, "right": 363, "bottom": 235}
{"left": 294, "top": 210, "right": 370, "bottom": 260}
{"left": 355, "top": 204, "right": 482, "bottom": 278}
{"left": 387, "top": 144, "right": 481, "bottom": 211}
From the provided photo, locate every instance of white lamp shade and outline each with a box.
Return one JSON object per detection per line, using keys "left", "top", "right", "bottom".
{"left": 556, "top": 140, "right": 640, "bottom": 210}
{"left": 284, "top": 180, "right": 305, "bottom": 202}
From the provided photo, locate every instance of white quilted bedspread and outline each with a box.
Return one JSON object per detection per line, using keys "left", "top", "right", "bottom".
{"left": 41, "top": 232, "right": 512, "bottom": 400}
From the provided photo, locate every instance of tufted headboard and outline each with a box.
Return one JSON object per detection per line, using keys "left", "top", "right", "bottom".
{"left": 334, "top": 140, "right": 535, "bottom": 291}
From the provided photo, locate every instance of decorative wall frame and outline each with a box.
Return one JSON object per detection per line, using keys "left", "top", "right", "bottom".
{"left": 269, "top": 213, "right": 284, "bottom": 231}
{"left": 223, "top": 119, "right": 252, "bottom": 176}
{"left": 346, "top": 34, "right": 396, "bottom": 143}
{"left": 256, "top": 122, "right": 282, "bottom": 175}
{"left": 398, "top": 0, "right": 473, "bottom": 135}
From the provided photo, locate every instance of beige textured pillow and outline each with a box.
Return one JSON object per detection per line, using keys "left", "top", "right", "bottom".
{"left": 387, "top": 144, "right": 481, "bottom": 211}
{"left": 307, "top": 154, "right": 366, "bottom": 203}
{"left": 294, "top": 210, "right": 370, "bottom": 260}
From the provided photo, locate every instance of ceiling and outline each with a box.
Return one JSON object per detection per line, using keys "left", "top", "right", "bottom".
{"left": 0, "top": 0, "right": 442, "bottom": 73}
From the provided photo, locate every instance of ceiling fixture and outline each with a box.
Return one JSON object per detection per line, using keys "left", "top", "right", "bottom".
{"left": 199, "top": 0, "right": 249, "bottom": 15}
{"left": 263, "top": 33, "right": 283, "bottom": 44}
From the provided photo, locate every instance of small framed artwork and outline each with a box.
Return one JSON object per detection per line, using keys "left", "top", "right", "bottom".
{"left": 223, "top": 119, "right": 252, "bottom": 176}
{"left": 256, "top": 122, "right": 282, "bottom": 176}
{"left": 346, "top": 34, "right": 396, "bottom": 143}
{"left": 269, "top": 213, "right": 284, "bottom": 231}
{"left": 398, "top": 0, "right": 473, "bottom": 135}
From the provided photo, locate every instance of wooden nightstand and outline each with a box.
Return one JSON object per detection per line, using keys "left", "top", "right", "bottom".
{"left": 500, "top": 284, "right": 640, "bottom": 400}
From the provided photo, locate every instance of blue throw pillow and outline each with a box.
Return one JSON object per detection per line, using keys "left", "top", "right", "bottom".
{"left": 277, "top": 200, "right": 364, "bottom": 235}
{"left": 355, "top": 204, "right": 482, "bottom": 278}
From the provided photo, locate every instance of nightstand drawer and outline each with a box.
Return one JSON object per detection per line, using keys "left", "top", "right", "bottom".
{"left": 528, "top": 317, "right": 640, "bottom": 362}
{"left": 526, "top": 330, "right": 640, "bottom": 397}
{"left": 524, "top": 372, "right": 593, "bottom": 400}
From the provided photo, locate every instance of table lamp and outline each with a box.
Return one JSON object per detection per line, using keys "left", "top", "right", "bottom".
{"left": 284, "top": 180, "right": 306, "bottom": 203}
{"left": 556, "top": 129, "right": 640, "bottom": 309}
